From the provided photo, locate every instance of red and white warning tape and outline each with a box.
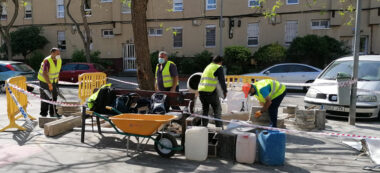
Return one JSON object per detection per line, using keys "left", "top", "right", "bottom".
{"left": 107, "top": 77, "right": 139, "bottom": 86}
{"left": 7, "top": 83, "right": 82, "bottom": 107}
{"left": 190, "top": 113, "right": 380, "bottom": 141}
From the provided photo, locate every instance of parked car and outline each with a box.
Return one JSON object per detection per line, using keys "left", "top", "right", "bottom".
{"left": 59, "top": 63, "right": 106, "bottom": 83}
{"left": 0, "top": 61, "right": 36, "bottom": 92}
{"left": 304, "top": 55, "right": 380, "bottom": 119}
{"left": 242, "top": 63, "right": 322, "bottom": 90}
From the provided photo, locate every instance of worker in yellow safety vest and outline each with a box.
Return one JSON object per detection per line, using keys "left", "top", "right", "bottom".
{"left": 198, "top": 55, "right": 227, "bottom": 128}
{"left": 155, "top": 51, "right": 180, "bottom": 111}
{"left": 242, "top": 79, "right": 287, "bottom": 127}
{"left": 37, "top": 48, "right": 62, "bottom": 117}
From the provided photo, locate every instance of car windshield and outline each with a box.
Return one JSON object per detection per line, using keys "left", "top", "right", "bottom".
{"left": 12, "top": 63, "right": 34, "bottom": 72}
{"left": 319, "top": 60, "right": 380, "bottom": 81}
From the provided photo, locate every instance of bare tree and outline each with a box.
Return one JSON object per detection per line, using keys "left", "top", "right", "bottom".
{"left": 131, "top": 0, "right": 154, "bottom": 90}
{"left": 67, "top": 0, "right": 91, "bottom": 62}
{"left": 0, "top": 0, "right": 19, "bottom": 60}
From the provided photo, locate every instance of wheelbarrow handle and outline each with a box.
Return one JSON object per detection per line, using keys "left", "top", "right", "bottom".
{"left": 105, "top": 106, "right": 123, "bottom": 114}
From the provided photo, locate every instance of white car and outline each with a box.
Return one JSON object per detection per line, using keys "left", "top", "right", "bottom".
{"left": 243, "top": 63, "right": 322, "bottom": 90}
{"left": 304, "top": 55, "right": 380, "bottom": 119}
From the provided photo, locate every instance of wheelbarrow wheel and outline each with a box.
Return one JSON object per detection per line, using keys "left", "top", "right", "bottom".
{"left": 154, "top": 133, "right": 178, "bottom": 158}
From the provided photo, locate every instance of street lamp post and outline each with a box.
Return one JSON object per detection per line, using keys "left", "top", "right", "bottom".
{"left": 348, "top": 0, "right": 362, "bottom": 125}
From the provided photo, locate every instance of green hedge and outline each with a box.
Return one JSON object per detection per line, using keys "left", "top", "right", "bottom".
{"left": 71, "top": 49, "right": 112, "bottom": 68}
{"left": 26, "top": 51, "right": 45, "bottom": 71}
{"left": 253, "top": 43, "right": 286, "bottom": 68}
{"left": 224, "top": 46, "right": 252, "bottom": 74}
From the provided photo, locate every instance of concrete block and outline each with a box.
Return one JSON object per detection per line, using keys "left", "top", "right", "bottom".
{"left": 284, "top": 105, "right": 297, "bottom": 114}
{"left": 315, "top": 110, "right": 326, "bottom": 130}
{"left": 250, "top": 106, "right": 270, "bottom": 124}
{"left": 44, "top": 116, "right": 82, "bottom": 137}
{"left": 38, "top": 117, "right": 58, "bottom": 128}
{"left": 277, "top": 118, "right": 286, "bottom": 129}
{"left": 295, "top": 110, "right": 315, "bottom": 122}
{"left": 222, "top": 111, "right": 250, "bottom": 121}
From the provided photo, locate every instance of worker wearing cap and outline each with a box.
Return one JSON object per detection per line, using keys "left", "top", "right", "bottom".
{"left": 198, "top": 55, "right": 227, "bottom": 128}
{"left": 37, "top": 48, "right": 62, "bottom": 117}
{"left": 155, "top": 51, "right": 180, "bottom": 111}
{"left": 242, "top": 79, "right": 286, "bottom": 127}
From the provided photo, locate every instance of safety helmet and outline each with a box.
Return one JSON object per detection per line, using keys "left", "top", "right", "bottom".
{"left": 242, "top": 83, "right": 251, "bottom": 98}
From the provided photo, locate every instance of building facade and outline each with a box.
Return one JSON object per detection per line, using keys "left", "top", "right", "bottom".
{"left": 1, "top": 0, "right": 380, "bottom": 73}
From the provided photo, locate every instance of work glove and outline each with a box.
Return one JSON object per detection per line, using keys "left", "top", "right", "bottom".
{"left": 48, "top": 83, "right": 53, "bottom": 91}
{"left": 254, "top": 111, "right": 262, "bottom": 118}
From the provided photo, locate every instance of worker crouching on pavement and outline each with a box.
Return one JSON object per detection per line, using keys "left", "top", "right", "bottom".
{"left": 198, "top": 55, "right": 227, "bottom": 128}
{"left": 242, "top": 79, "right": 286, "bottom": 127}
{"left": 37, "top": 48, "right": 62, "bottom": 117}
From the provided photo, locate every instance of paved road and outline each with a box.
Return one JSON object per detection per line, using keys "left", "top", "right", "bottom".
{"left": 0, "top": 77, "right": 379, "bottom": 172}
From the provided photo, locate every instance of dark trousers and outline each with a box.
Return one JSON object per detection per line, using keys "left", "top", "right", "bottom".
{"left": 40, "top": 81, "right": 58, "bottom": 117}
{"left": 162, "top": 86, "right": 181, "bottom": 111}
{"left": 268, "top": 90, "right": 287, "bottom": 127}
{"left": 199, "top": 91, "right": 223, "bottom": 127}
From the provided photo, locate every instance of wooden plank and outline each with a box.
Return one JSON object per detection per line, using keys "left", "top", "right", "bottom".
{"left": 38, "top": 117, "right": 59, "bottom": 128}
{"left": 44, "top": 116, "right": 82, "bottom": 137}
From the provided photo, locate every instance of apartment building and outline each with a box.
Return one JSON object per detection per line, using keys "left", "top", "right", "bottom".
{"left": 1, "top": 0, "right": 380, "bottom": 73}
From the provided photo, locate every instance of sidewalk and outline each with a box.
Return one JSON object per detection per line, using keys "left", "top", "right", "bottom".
{"left": 0, "top": 80, "right": 379, "bottom": 172}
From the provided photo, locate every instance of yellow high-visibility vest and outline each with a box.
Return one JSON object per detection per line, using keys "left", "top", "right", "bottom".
{"left": 198, "top": 63, "right": 221, "bottom": 92}
{"left": 253, "top": 79, "right": 286, "bottom": 103}
{"left": 155, "top": 61, "right": 178, "bottom": 88}
{"left": 37, "top": 56, "right": 62, "bottom": 83}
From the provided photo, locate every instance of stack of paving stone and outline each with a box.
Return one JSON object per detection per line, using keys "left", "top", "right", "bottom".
{"left": 57, "top": 102, "right": 81, "bottom": 117}
{"left": 295, "top": 110, "right": 316, "bottom": 131}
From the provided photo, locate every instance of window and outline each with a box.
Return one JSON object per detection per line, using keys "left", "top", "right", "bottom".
{"left": 57, "top": 0, "right": 65, "bottom": 18}
{"left": 101, "top": 0, "right": 112, "bottom": 3}
{"left": 205, "top": 25, "right": 216, "bottom": 47}
{"left": 102, "top": 29, "right": 114, "bottom": 38}
{"left": 267, "top": 65, "right": 289, "bottom": 73}
{"left": 84, "top": 0, "right": 92, "bottom": 16}
{"left": 248, "top": 0, "right": 259, "bottom": 7}
{"left": 24, "top": 0, "right": 32, "bottom": 19}
{"left": 311, "top": 20, "right": 330, "bottom": 29}
{"left": 121, "top": 0, "right": 131, "bottom": 14}
{"left": 287, "top": 0, "right": 299, "bottom": 5}
{"left": 148, "top": 28, "right": 163, "bottom": 36}
{"left": 0, "top": 65, "right": 10, "bottom": 72}
{"left": 77, "top": 64, "right": 90, "bottom": 70}
{"left": 285, "top": 21, "right": 298, "bottom": 45}
{"left": 206, "top": 0, "right": 216, "bottom": 10}
{"left": 247, "top": 23, "right": 259, "bottom": 46}
{"left": 61, "top": 64, "right": 77, "bottom": 71}
{"left": 287, "top": 65, "right": 318, "bottom": 72}
{"left": 173, "top": 0, "right": 183, "bottom": 12}
{"left": 172, "top": 27, "right": 182, "bottom": 48}
{"left": 1, "top": 1, "right": 7, "bottom": 20}
{"left": 57, "top": 31, "right": 66, "bottom": 50}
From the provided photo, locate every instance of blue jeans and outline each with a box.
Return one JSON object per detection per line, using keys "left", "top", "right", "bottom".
{"left": 268, "top": 90, "right": 286, "bottom": 127}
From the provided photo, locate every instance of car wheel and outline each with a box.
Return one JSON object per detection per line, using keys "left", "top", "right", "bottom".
{"left": 303, "top": 80, "right": 314, "bottom": 93}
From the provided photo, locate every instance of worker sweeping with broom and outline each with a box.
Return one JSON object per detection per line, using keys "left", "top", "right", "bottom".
{"left": 242, "top": 79, "right": 286, "bottom": 127}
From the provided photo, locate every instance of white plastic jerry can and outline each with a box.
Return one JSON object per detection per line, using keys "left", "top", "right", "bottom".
{"left": 236, "top": 132, "right": 257, "bottom": 164}
{"left": 185, "top": 126, "right": 208, "bottom": 161}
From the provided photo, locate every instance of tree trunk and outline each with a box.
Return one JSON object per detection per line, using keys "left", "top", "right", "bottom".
{"left": 0, "top": 0, "right": 18, "bottom": 61}
{"left": 5, "top": 36, "right": 12, "bottom": 60}
{"left": 80, "top": 0, "right": 91, "bottom": 63}
{"left": 67, "top": 0, "right": 91, "bottom": 63}
{"left": 131, "top": 0, "right": 154, "bottom": 90}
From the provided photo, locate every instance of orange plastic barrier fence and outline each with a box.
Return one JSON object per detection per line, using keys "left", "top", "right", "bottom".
{"left": 0, "top": 76, "right": 36, "bottom": 132}
{"left": 78, "top": 72, "right": 107, "bottom": 104}
{"left": 225, "top": 75, "right": 274, "bottom": 89}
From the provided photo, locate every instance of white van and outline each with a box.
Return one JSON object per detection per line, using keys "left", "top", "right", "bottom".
{"left": 304, "top": 55, "right": 380, "bottom": 119}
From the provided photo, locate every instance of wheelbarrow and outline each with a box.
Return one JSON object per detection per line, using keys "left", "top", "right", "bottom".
{"left": 90, "top": 106, "right": 183, "bottom": 158}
